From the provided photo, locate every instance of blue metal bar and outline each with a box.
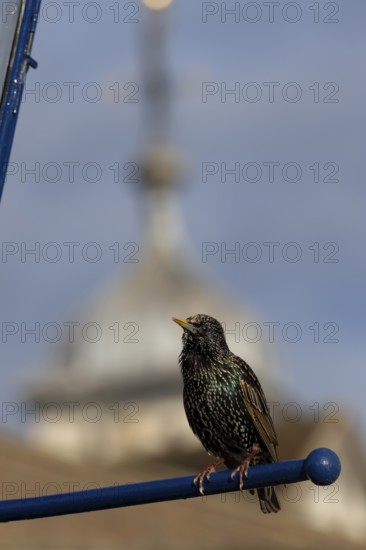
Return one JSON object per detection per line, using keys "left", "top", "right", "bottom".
{"left": 0, "top": 0, "right": 42, "bottom": 201}
{"left": 0, "top": 448, "right": 340, "bottom": 522}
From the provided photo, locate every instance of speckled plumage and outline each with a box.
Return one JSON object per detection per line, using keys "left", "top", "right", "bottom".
{"left": 173, "top": 313, "right": 280, "bottom": 514}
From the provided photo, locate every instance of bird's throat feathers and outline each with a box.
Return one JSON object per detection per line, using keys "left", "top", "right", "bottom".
{"left": 179, "top": 344, "right": 225, "bottom": 381}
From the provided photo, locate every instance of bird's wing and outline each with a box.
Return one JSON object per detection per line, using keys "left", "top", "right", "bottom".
{"left": 237, "top": 359, "right": 278, "bottom": 462}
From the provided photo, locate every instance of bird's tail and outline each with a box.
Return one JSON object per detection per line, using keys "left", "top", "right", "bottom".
{"left": 257, "top": 486, "right": 281, "bottom": 513}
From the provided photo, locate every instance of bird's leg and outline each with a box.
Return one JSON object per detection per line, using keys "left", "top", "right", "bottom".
{"left": 230, "top": 444, "right": 261, "bottom": 491}
{"left": 193, "top": 457, "right": 225, "bottom": 495}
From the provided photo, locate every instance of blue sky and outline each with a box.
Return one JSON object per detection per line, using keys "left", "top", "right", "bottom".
{"left": 0, "top": 0, "right": 365, "bottom": 446}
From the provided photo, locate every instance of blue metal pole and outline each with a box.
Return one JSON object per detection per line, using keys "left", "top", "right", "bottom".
{"left": 0, "top": 0, "right": 42, "bottom": 201}
{"left": 0, "top": 448, "right": 340, "bottom": 522}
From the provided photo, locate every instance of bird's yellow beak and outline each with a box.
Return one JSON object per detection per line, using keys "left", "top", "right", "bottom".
{"left": 172, "top": 317, "right": 196, "bottom": 333}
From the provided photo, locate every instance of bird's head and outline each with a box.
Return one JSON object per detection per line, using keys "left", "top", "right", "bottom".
{"left": 173, "top": 314, "right": 229, "bottom": 357}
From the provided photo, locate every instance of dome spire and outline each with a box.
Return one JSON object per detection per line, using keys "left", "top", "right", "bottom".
{"left": 137, "top": 3, "right": 185, "bottom": 258}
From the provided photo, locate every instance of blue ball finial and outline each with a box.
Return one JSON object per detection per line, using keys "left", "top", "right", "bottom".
{"left": 305, "top": 447, "right": 341, "bottom": 486}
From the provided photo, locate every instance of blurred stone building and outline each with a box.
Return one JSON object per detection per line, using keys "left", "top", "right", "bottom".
{"left": 14, "top": 1, "right": 366, "bottom": 547}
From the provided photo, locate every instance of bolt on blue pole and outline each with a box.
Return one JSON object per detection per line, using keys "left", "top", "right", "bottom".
{"left": 0, "top": 448, "right": 341, "bottom": 522}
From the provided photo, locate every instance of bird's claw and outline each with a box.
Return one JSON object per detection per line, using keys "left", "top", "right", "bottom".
{"left": 230, "top": 460, "right": 250, "bottom": 491}
{"left": 193, "top": 467, "right": 213, "bottom": 495}
{"left": 193, "top": 458, "right": 224, "bottom": 495}
{"left": 231, "top": 445, "right": 260, "bottom": 491}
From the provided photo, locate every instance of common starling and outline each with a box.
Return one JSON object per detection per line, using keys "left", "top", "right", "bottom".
{"left": 173, "top": 313, "right": 280, "bottom": 513}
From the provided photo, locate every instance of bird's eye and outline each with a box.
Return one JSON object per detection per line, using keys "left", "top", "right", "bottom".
{"left": 193, "top": 324, "right": 205, "bottom": 335}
